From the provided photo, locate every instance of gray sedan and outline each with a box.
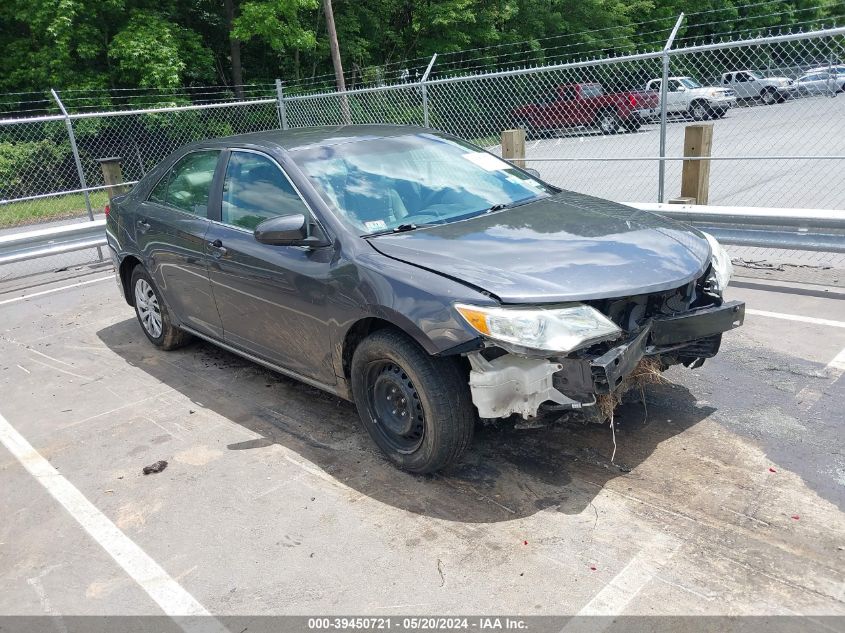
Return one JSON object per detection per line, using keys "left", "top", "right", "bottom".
{"left": 106, "top": 125, "right": 744, "bottom": 473}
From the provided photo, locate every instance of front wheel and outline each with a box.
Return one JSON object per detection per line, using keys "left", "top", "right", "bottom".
{"left": 690, "top": 100, "right": 711, "bottom": 120}
{"left": 130, "top": 266, "right": 192, "bottom": 350}
{"left": 350, "top": 329, "right": 474, "bottom": 473}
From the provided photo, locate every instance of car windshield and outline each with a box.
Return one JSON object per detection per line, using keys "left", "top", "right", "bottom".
{"left": 680, "top": 77, "right": 702, "bottom": 88}
{"left": 290, "top": 133, "right": 555, "bottom": 235}
{"left": 749, "top": 71, "right": 765, "bottom": 79}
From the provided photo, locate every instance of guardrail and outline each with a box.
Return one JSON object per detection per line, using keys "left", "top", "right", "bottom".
{"left": 627, "top": 203, "right": 845, "bottom": 253}
{"left": 0, "top": 204, "right": 843, "bottom": 269}
{"left": 0, "top": 220, "right": 106, "bottom": 265}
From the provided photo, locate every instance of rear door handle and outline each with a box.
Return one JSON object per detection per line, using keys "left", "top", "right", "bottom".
{"left": 136, "top": 219, "right": 151, "bottom": 232}
{"left": 208, "top": 239, "right": 227, "bottom": 257}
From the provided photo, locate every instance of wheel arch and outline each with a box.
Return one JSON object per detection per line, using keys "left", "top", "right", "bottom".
{"left": 119, "top": 254, "right": 143, "bottom": 306}
{"left": 340, "top": 316, "right": 431, "bottom": 382}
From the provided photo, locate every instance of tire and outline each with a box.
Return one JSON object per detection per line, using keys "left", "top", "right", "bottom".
{"left": 623, "top": 119, "right": 642, "bottom": 132}
{"left": 716, "top": 108, "right": 728, "bottom": 118}
{"left": 130, "top": 265, "right": 192, "bottom": 350}
{"left": 518, "top": 119, "right": 538, "bottom": 140}
{"left": 597, "top": 110, "right": 621, "bottom": 134}
{"left": 760, "top": 87, "right": 778, "bottom": 105}
{"left": 350, "top": 329, "right": 474, "bottom": 473}
{"left": 690, "top": 100, "right": 711, "bottom": 121}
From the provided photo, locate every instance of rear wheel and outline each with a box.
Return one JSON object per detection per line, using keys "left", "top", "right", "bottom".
{"left": 597, "top": 110, "right": 621, "bottom": 134}
{"left": 760, "top": 87, "right": 778, "bottom": 105}
{"left": 350, "top": 329, "right": 474, "bottom": 473}
{"left": 130, "top": 266, "right": 192, "bottom": 350}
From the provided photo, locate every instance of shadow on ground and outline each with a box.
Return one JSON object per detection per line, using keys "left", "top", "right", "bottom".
{"left": 98, "top": 318, "right": 714, "bottom": 523}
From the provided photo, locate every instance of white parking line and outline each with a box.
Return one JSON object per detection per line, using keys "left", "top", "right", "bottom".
{"left": 796, "top": 346, "right": 845, "bottom": 409}
{"left": 0, "top": 410, "right": 225, "bottom": 632}
{"left": 560, "top": 532, "right": 682, "bottom": 630}
{"left": 745, "top": 308, "right": 845, "bottom": 329}
{"left": 0, "top": 275, "right": 113, "bottom": 306}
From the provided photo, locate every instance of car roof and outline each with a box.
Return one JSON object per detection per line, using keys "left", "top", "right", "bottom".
{"left": 185, "top": 124, "right": 431, "bottom": 153}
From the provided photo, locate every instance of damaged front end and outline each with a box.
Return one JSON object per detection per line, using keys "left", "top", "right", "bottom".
{"left": 461, "top": 269, "right": 745, "bottom": 421}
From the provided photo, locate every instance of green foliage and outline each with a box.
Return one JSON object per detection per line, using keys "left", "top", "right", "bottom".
{"left": 1, "top": 1, "right": 840, "bottom": 97}
{"left": 109, "top": 11, "right": 215, "bottom": 89}
{"left": 0, "top": 140, "right": 70, "bottom": 198}
{"left": 233, "top": 0, "right": 318, "bottom": 52}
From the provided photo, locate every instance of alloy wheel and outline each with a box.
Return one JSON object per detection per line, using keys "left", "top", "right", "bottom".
{"left": 134, "top": 278, "right": 163, "bottom": 339}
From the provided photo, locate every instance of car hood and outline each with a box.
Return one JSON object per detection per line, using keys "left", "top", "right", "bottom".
{"left": 366, "top": 191, "right": 712, "bottom": 304}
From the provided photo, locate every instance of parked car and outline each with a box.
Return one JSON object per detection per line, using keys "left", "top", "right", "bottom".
{"left": 796, "top": 69, "right": 845, "bottom": 95}
{"left": 803, "top": 63, "right": 845, "bottom": 75}
{"left": 720, "top": 70, "right": 797, "bottom": 104}
{"left": 645, "top": 76, "right": 736, "bottom": 120}
{"left": 106, "top": 125, "right": 744, "bottom": 473}
{"left": 511, "top": 82, "right": 659, "bottom": 136}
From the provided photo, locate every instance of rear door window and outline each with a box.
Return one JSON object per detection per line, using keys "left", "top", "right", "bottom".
{"left": 164, "top": 151, "right": 220, "bottom": 217}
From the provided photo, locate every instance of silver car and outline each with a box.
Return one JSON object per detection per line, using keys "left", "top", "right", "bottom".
{"left": 797, "top": 68, "right": 845, "bottom": 95}
{"left": 720, "top": 70, "right": 798, "bottom": 104}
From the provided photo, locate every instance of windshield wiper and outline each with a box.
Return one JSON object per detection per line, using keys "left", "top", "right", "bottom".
{"left": 364, "top": 223, "right": 425, "bottom": 238}
{"left": 477, "top": 196, "right": 544, "bottom": 217}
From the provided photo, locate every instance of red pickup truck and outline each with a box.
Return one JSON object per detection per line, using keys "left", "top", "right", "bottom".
{"left": 512, "top": 82, "right": 660, "bottom": 136}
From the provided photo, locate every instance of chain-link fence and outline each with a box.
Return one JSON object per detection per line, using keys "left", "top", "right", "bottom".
{"left": 282, "top": 25, "right": 845, "bottom": 211}
{"left": 1, "top": 21, "right": 844, "bottom": 286}
{"left": 0, "top": 98, "right": 279, "bottom": 282}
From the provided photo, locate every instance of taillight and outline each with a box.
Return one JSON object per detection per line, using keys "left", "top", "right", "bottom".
{"left": 104, "top": 203, "right": 110, "bottom": 217}
{"left": 628, "top": 94, "right": 638, "bottom": 107}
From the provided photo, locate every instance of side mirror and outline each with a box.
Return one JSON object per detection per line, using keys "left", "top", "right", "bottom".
{"left": 676, "top": 86, "right": 686, "bottom": 92}
{"left": 524, "top": 168, "right": 541, "bottom": 178}
{"left": 254, "top": 214, "right": 328, "bottom": 247}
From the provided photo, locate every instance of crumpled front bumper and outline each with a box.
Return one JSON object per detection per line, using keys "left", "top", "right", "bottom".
{"left": 467, "top": 300, "right": 745, "bottom": 419}
{"left": 590, "top": 300, "right": 745, "bottom": 393}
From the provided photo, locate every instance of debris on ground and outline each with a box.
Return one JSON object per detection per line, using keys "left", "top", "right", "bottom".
{"left": 596, "top": 357, "right": 667, "bottom": 463}
{"left": 142, "top": 460, "right": 168, "bottom": 475}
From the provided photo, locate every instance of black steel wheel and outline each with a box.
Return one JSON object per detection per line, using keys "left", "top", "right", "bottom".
{"left": 351, "top": 329, "right": 474, "bottom": 473}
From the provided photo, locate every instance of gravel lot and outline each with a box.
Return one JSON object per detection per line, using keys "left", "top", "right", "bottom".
{"left": 0, "top": 272, "right": 843, "bottom": 627}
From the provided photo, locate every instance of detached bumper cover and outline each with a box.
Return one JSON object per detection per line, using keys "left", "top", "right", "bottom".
{"left": 591, "top": 300, "right": 745, "bottom": 392}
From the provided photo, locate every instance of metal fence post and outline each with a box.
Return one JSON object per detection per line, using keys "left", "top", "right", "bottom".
{"left": 658, "top": 13, "right": 685, "bottom": 203}
{"left": 50, "top": 89, "right": 94, "bottom": 222}
{"left": 420, "top": 53, "right": 438, "bottom": 128}
{"left": 275, "top": 79, "right": 289, "bottom": 130}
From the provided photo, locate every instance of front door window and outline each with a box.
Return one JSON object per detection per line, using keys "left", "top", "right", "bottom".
{"left": 221, "top": 152, "right": 310, "bottom": 230}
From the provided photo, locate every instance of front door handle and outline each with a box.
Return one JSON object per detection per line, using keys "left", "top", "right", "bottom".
{"left": 208, "top": 239, "right": 228, "bottom": 257}
{"left": 136, "top": 219, "right": 151, "bottom": 233}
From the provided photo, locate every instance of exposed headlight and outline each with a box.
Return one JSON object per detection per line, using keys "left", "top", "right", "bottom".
{"left": 455, "top": 303, "right": 622, "bottom": 354}
{"left": 701, "top": 231, "right": 733, "bottom": 294}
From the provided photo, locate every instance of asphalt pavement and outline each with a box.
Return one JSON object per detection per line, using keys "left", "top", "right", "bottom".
{"left": 0, "top": 273, "right": 843, "bottom": 623}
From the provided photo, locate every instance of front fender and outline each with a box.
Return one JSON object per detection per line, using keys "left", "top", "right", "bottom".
{"left": 329, "top": 250, "right": 493, "bottom": 379}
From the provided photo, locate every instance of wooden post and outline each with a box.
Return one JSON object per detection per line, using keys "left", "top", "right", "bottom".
{"left": 501, "top": 128, "right": 526, "bottom": 169}
{"left": 97, "top": 157, "right": 128, "bottom": 202}
{"left": 680, "top": 124, "right": 713, "bottom": 205}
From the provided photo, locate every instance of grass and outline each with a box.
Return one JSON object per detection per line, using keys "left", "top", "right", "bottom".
{"left": 0, "top": 190, "right": 109, "bottom": 229}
